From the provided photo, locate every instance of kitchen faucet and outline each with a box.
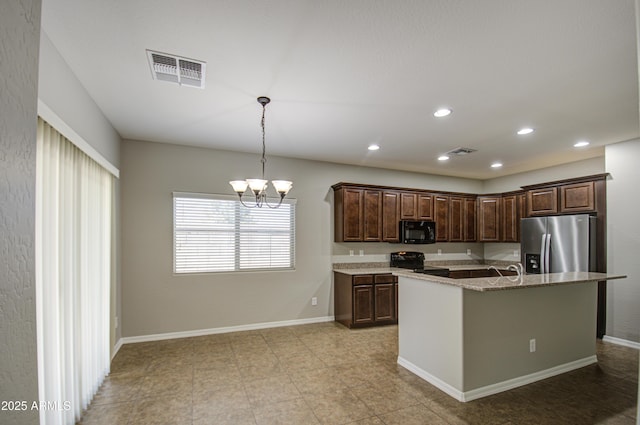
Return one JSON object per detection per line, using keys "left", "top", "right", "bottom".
{"left": 507, "top": 263, "right": 524, "bottom": 278}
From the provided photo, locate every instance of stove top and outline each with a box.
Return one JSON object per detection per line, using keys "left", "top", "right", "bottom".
{"left": 390, "top": 251, "right": 450, "bottom": 277}
{"left": 411, "top": 265, "right": 450, "bottom": 277}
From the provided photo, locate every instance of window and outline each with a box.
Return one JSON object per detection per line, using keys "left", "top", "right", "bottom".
{"left": 173, "top": 192, "right": 296, "bottom": 273}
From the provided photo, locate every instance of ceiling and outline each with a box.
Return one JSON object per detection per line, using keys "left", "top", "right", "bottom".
{"left": 41, "top": 0, "right": 639, "bottom": 179}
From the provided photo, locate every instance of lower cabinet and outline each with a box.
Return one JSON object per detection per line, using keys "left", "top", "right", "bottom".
{"left": 334, "top": 272, "right": 398, "bottom": 328}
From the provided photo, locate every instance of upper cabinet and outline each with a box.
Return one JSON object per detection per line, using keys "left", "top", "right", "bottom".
{"left": 434, "top": 195, "right": 449, "bottom": 242}
{"left": 382, "top": 191, "right": 401, "bottom": 242}
{"left": 333, "top": 175, "right": 607, "bottom": 243}
{"left": 560, "top": 181, "right": 595, "bottom": 213}
{"left": 333, "top": 185, "right": 382, "bottom": 242}
{"left": 363, "top": 190, "right": 383, "bottom": 241}
{"left": 400, "top": 192, "right": 434, "bottom": 220}
{"left": 477, "top": 196, "right": 501, "bottom": 242}
{"left": 523, "top": 174, "right": 606, "bottom": 217}
{"left": 527, "top": 187, "right": 558, "bottom": 216}
{"left": 400, "top": 192, "right": 418, "bottom": 220}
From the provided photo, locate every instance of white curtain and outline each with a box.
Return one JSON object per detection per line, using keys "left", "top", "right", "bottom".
{"left": 35, "top": 118, "right": 112, "bottom": 425}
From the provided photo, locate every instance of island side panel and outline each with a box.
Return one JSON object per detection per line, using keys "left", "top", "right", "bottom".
{"left": 397, "top": 276, "right": 464, "bottom": 394}
{"left": 462, "top": 281, "right": 598, "bottom": 393}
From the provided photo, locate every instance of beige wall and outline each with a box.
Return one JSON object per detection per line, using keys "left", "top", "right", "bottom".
{"left": 120, "top": 139, "right": 484, "bottom": 337}
{"left": 605, "top": 139, "right": 640, "bottom": 343}
{"left": 0, "top": 0, "right": 41, "bottom": 423}
{"left": 481, "top": 156, "right": 605, "bottom": 194}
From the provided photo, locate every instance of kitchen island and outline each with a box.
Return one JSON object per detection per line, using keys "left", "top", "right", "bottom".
{"left": 393, "top": 270, "right": 626, "bottom": 402}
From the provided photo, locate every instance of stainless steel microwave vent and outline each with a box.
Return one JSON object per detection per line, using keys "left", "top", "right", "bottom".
{"left": 446, "top": 147, "right": 477, "bottom": 156}
{"left": 146, "top": 50, "right": 206, "bottom": 89}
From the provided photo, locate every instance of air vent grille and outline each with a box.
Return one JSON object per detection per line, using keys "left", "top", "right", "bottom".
{"left": 446, "top": 147, "right": 477, "bottom": 156}
{"left": 147, "top": 50, "right": 206, "bottom": 89}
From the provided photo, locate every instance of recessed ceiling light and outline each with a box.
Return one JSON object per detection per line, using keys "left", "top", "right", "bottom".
{"left": 574, "top": 141, "right": 590, "bottom": 148}
{"left": 368, "top": 144, "right": 380, "bottom": 151}
{"left": 491, "top": 162, "right": 503, "bottom": 168}
{"left": 434, "top": 108, "right": 452, "bottom": 118}
{"left": 517, "top": 127, "right": 534, "bottom": 135}
{"left": 438, "top": 155, "right": 450, "bottom": 161}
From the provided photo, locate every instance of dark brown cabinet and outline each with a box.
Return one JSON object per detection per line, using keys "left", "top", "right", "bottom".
{"left": 363, "top": 190, "right": 382, "bottom": 241}
{"left": 527, "top": 187, "right": 558, "bottom": 216}
{"left": 382, "top": 191, "right": 401, "bottom": 242}
{"left": 464, "top": 197, "right": 477, "bottom": 242}
{"left": 502, "top": 193, "right": 520, "bottom": 242}
{"left": 353, "top": 284, "right": 374, "bottom": 325}
{"left": 333, "top": 186, "right": 383, "bottom": 242}
{"left": 477, "top": 196, "right": 501, "bottom": 242}
{"left": 560, "top": 181, "right": 595, "bottom": 213}
{"left": 418, "top": 194, "right": 434, "bottom": 220}
{"left": 334, "top": 272, "right": 398, "bottom": 328}
{"left": 400, "top": 192, "right": 418, "bottom": 220}
{"left": 448, "top": 196, "right": 464, "bottom": 242}
{"left": 435, "top": 195, "right": 449, "bottom": 242}
{"left": 335, "top": 187, "right": 363, "bottom": 241}
{"left": 333, "top": 174, "right": 605, "bottom": 244}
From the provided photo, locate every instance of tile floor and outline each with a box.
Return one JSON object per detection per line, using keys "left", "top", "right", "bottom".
{"left": 79, "top": 322, "right": 638, "bottom": 424}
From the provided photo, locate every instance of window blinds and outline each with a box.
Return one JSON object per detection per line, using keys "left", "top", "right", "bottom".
{"left": 173, "top": 193, "right": 296, "bottom": 273}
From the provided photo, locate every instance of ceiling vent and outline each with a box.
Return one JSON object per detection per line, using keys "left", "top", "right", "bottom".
{"left": 146, "top": 50, "right": 206, "bottom": 89}
{"left": 446, "top": 147, "right": 477, "bottom": 156}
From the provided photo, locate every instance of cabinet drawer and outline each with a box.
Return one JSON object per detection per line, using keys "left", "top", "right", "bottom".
{"left": 353, "top": 275, "right": 374, "bottom": 285}
{"left": 374, "top": 274, "right": 397, "bottom": 284}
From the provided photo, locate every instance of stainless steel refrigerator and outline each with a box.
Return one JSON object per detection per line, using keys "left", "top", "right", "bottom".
{"left": 521, "top": 214, "right": 597, "bottom": 274}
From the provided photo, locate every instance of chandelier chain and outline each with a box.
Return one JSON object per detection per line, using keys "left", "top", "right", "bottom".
{"left": 261, "top": 103, "right": 267, "bottom": 179}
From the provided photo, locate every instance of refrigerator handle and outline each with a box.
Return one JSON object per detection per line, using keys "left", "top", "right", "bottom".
{"left": 544, "top": 233, "right": 551, "bottom": 274}
{"left": 540, "top": 234, "right": 547, "bottom": 274}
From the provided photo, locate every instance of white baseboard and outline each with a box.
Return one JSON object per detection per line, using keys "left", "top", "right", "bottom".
{"left": 111, "top": 338, "right": 124, "bottom": 360}
{"left": 397, "top": 355, "right": 597, "bottom": 402}
{"left": 118, "top": 316, "right": 335, "bottom": 345}
{"left": 602, "top": 335, "right": 640, "bottom": 350}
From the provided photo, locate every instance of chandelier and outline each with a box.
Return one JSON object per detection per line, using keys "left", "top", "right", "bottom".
{"left": 229, "top": 96, "right": 293, "bottom": 208}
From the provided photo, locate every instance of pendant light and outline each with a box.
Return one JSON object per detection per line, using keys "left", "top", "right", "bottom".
{"left": 229, "top": 96, "right": 292, "bottom": 208}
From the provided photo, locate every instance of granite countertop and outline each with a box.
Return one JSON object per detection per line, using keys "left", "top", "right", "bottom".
{"left": 333, "top": 267, "right": 627, "bottom": 292}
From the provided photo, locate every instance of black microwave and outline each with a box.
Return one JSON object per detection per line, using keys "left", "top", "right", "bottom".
{"left": 400, "top": 220, "right": 436, "bottom": 244}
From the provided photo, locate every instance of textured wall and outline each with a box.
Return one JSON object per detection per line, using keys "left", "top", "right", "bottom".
{"left": 0, "top": 0, "right": 42, "bottom": 424}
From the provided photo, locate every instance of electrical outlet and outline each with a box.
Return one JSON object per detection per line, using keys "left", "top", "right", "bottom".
{"left": 529, "top": 338, "right": 536, "bottom": 353}
{"left": 437, "top": 249, "right": 442, "bottom": 255}
{"left": 349, "top": 250, "right": 354, "bottom": 256}
{"left": 466, "top": 249, "right": 472, "bottom": 256}
{"left": 359, "top": 250, "right": 364, "bottom": 256}
{"left": 311, "top": 297, "right": 318, "bottom": 306}
{"left": 514, "top": 250, "right": 519, "bottom": 258}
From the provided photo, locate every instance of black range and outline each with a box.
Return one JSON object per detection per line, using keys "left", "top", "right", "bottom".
{"left": 390, "top": 251, "right": 450, "bottom": 278}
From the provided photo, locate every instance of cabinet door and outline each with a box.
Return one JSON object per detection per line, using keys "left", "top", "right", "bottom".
{"left": 341, "top": 188, "right": 363, "bottom": 241}
{"left": 435, "top": 195, "right": 449, "bottom": 242}
{"left": 353, "top": 285, "right": 374, "bottom": 325}
{"left": 527, "top": 187, "right": 558, "bottom": 216}
{"left": 477, "top": 196, "right": 501, "bottom": 242}
{"left": 374, "top": 283, "right": 395, "bottom": 322}
{"left": 363, "top": 190, "right": 382, "bottom": 241}
{"left": 400, "top": 192, "right": 417, "bottom": 220}
{"left": 463, "top": 197, "right": 477, "bottom": 242}
{"left": 560, "top": 181, "right": 595, "bottom": 213}
{"left": 448, "top": 196, "right": 464, "bottom": 242}
{"left": 382, "top": 191, "right": 401, "bottom": 242}
{"left": 417, "top": 194, "right": 434, "bottom": 220}
{"left": 502, "top": 195, "right": 519, "bottom": 242}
